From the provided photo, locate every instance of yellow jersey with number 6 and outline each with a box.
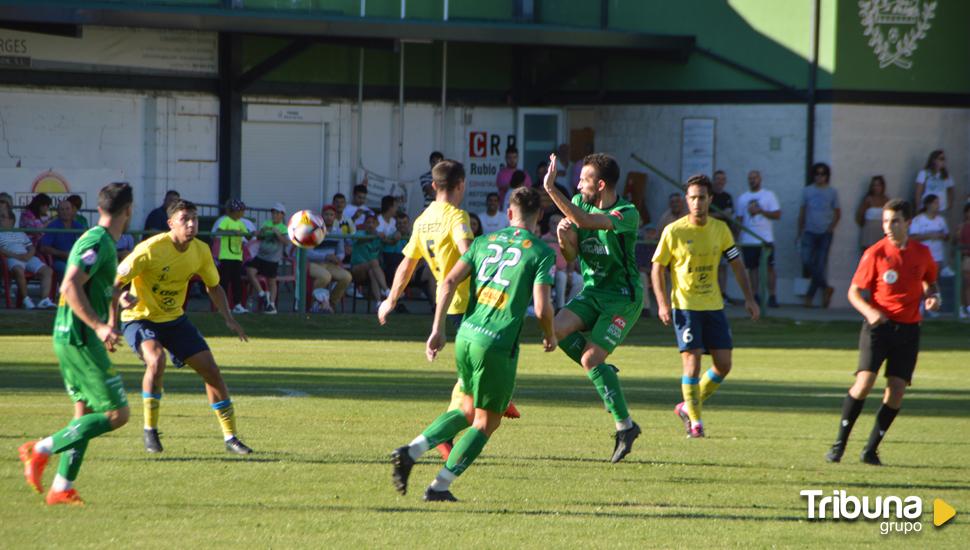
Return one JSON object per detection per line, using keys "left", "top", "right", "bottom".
{"left": 403, "top": 201, "right": 475, "bottom": 314}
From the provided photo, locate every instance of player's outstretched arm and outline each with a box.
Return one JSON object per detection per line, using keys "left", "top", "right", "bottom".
{"left": 379, "top": 256, "right": 419, "bottom": 325}
{"left": 533, "top": 283, "right": 557, "bottom": 351}
{"left": 206, "top": 284, "right": 249, "bottom": 342}
{"left": 426, "top": 259, "right": 472, "bottom": 362}
{"left": 650, "top": 261, "right": 672, "bottom": 326}
{"left": 62, "top": 264, "right": 120, "bottom": 351}
{"left": 556, "top": 217, "right": 578, "bottom": 262}
{"left": 728, "top": 256, "right": 760, "bottom": 321}
{"left": 542, "top": 153, "right": 614, "bottom": 231}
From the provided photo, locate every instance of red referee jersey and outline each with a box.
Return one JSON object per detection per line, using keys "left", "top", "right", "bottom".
{"left": 851, "top": 237, "right": 937, "bottom": 323}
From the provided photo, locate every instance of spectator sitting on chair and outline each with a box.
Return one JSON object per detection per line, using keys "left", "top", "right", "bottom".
{"left": 116, "top": 232, "right": 136, "bottom": 261}
{"left": 331, "top": 193, "right": 354, "bottom": 236}
{"left": 307, "top": 205, "right": 352, "bottom": 313}
{"left": 0, "top": 202, "right": 55, "bottom": 309}
{"left": 143, "top": 190, "right": 180, "bottom": 237}
{"left": 39, "top": 199, "right": 85, "bottom": 278}
{"left": 19, "top": 192, "right": 53, "bottom": 248}
{"left": 658, "top": 192, "right": 687, "bottom": 232}
{"left": 66, "top": 195, "right": 89, "bottom": 228}
{"left": 345, "top": 184, "right": 375, "bottom": 230}
{"left": 244, "top": 202, "right": 288, "bottom": 315}
{"left": 350, "top": 214, "right": 389, "bottom": 301}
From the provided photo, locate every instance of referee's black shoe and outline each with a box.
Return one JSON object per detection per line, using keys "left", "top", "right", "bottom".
{"left": 391, "top": 446, "right": 415, "bottom": 495}
{"left": 610, "top": 422, "right": 641, "bottom": 463}
{"left": 143, "top": 429, "right": 163, "bottom": 453}
{"left": 825, "top": 443, "right": 845, "bottom": 463}
{"left": 225, "top": 437, "right": 253, "bottom": 455}
{"left": 860, "top": 448, "right": 882, "bottom": 466}
{"left": 423, "top": 487, "right": 458, "bottom": 502}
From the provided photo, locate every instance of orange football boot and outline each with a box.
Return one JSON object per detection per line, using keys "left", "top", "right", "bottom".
{"left": 18, "top": 440, "right": 49, "bottom": 494}
{"left": 46, "top": 488, "right": 84, "bottom": 506}
{"left": 503, "top": 401, "right": 521, "bottom": 419}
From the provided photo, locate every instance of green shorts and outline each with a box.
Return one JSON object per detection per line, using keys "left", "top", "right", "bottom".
{"left": 454, "top": 336, "right": 518, "bottom": 414}
{"left": 564, "top": 288, "right": 642, "bottom": 353}
{"left": 54, "top": 341, "right": 128, "bottom": 413}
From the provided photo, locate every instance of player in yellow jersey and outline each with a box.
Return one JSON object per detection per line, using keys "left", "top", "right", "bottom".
{"left": 378, "top": 160, "right": 520, "bottom": 459}
{"left": 114, "top": 199, "right": 253, "bottom": 455}
{"left": 651, "top": 175, "right": 759, "bottom": 438}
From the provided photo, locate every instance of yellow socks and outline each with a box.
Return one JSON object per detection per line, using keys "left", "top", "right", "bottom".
{"left": 211, "top": 399, "right": 237, "bottom": 439}
{"left": 142, "top": 392, "right": 161, "bottom": 430}
{"left": 681, "top": 376, "right": 701, "bottom": 424}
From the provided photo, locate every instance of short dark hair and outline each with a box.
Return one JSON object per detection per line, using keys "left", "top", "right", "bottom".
{"left": 486, "top": 192, "right": 499, "bottom": 201}
{"left": 164, "top": 190, "right": 180, "bottom": 199}
{"left": 686, "top": 174, "right": 713, "bottom": 195}
{"left": 432, "top": 159, "right": 465, "bottom": 192}
{"left": 884, "top": 198, "right": 912, "bottom": 221}
{"left": 380, "top": 195, "right": 396, "bottom": 214}
{"left": 66, "top": 194, "right": 83, "bottom": 210}
{"left": 811, "top": 162, "right": 831, "bottom": 181}
{"left": 429, "top": 151, "right": 444, "bottom": 164}
{"left": 921, "top": 193, "right": 939, "bottom": 212}
{"left": 98, "top": 182, "right": 133, "bottom": 215}
{"left": 713, "top": 170, "right": 725, "bottom": 177}
{"left": 167, "top": 199, "right": 197, "bottom": 218}
{"left": 352, "top": 184, "right": 368, "bottom": 196}
{"left": 510, "top": 187, "right": 541, "bottom": 219}
{"left": 583, "top": 153, "right": 620, "bottom": 188}
{"left": 510, "top": 170, "right": 527, "bottom": 188}
{"left": 332, "top": 193, "right": 346, "bottom": 202}
{"left": 505, "top": 146, "right": 519, "bottom": 155}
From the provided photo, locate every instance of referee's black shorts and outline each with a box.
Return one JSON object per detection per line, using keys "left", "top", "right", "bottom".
{"left": 856, "top": 320, "right": 920, "bottom": 384}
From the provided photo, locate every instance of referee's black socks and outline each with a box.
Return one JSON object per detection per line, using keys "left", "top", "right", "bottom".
{"left": 835, "top": 394, "right": 866, "bottom": 447}
{"left": 864, "top": 403, "right": 900, "bottom": 452}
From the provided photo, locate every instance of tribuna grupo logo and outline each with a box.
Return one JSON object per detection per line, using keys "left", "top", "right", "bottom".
{"left": 801, "top": 490, "right": 956, "bottom": 535}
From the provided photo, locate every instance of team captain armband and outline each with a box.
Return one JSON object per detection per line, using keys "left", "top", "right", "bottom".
{"left": 723, "top": 245, "right": 741, "bottom": 261}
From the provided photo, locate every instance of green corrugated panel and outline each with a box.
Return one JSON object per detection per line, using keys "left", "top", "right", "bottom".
{"left": 448, "top": 0, "right": 515, "bottom": 21}
{"left": 538, "top": 0, "right": 599, "bottom": 27}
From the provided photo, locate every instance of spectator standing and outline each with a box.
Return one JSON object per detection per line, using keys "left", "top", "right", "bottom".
{"left": 915, "top": 150, "right": 953, "bottom": 214}
{"left": 376, "top": 195, "right": 404, "bottom": 290}
{"left": 308, "top": 205, "right": 352, "bottom": 313}
{"left": 215, "top": 199, "right": 251, "bottom": 313}
{"left": 143, "top": 190, "right": 180, "bottom": 237}
{"left": 344, "top": 184, "right": 375, "bottom": 231}
{"left": 244, "top": 202, "right": 288, "bottom": 315}
{"left": 736, "top": 170, "right": 781, "bottom": 307}
{"left": 0, "top": 202, "right": 55, "bottom": 308}
{"left": 501, "top": 170, "right": 528, "bottom": 212}
{"left": 420, "top": 151, "right": 445, "bottom": 209}
{"left": 798, "top": 162, "right": 841, "bottom": 308}
{"left": 479, "top": 192, "right": 509, "bottom": 235}
{"left": 909, "top": 194, "right": 949, "bottom": 274}
{"left": 856, "top": 175, "right": 889, "bottom": 253}
{"left": 39, "top": 199, "right": 85, "bottom": 277}
{"left": 19, "top": 193, "right": 53, "bottom": 247}
{"left": 495, "top": 146, "right": 532, "bottom": 205}
{"left": 711, "top": 170, "right": 735, "bottom": 302}
{"left": 958, "top": 203, "right": 970, "bottom": 319}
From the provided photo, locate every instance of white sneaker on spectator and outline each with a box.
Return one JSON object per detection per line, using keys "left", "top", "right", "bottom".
{"left": 37, "top": 297, "right": 56, "bottom": 309}
{"left": 264, "top": 303, "right": 277, "bottom": 315}
{"left": 232, "top": 304, "right": 249, "bottom": 314}
{"left": 22, "top": 296, "right": 36, "bottom": 310}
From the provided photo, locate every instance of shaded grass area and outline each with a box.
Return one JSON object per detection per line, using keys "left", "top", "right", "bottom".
{"left": 0, "top": 314, "right": 967, "bottom": 547}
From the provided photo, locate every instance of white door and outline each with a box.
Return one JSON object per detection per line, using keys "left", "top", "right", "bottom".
{"left": 241, "top": 105, "right": 329, "bottom": 213}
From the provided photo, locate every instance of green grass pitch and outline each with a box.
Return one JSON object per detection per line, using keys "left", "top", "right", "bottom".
{"left": 1, "top": 312, "right": 967, "bottom": 548}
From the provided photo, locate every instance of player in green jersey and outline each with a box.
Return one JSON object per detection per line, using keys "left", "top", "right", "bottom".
{"left": 543, "top": 152, "right": 643, "bottom": 463}
{"left": 19, "top": 183, "right": 134, "bottom": 506}
{"left": 390, "top": 187, "right": 557, "bottom": 502}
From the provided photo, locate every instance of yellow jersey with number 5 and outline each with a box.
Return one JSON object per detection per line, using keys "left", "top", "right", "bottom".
{"left": 403, "top": 201, "right": 475, "bottom": 314}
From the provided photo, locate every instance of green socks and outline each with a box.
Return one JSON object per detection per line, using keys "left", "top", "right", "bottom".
{"left": 445, "top": 427, "right": 489, "bottom": 476}
{"left": 587, "top": 364, "right": 630, "bottom": 422}
{"left": 57, "top": 440, "right": 88, "bottom": 481}
{"left": 421, "top": 409, "right": 471, "bottom": 447}
{"left": 50, "top": 413, "right": 113, "bottom": 454}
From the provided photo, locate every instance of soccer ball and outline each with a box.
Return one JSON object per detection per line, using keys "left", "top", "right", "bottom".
{"left": 287, "top": 210, "right": 327, "bottom": 249}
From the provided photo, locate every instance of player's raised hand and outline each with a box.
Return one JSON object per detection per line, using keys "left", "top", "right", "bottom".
{"left": 746, "top": 299, "right": 761, "bottom": 321}
{"left": 543, "top": 153, "right": 558, "bottom": 192}
{"left": 226, "top": 317, "right": 249, "bottom": 342}
{"left": 96, "top": 323, "right": 121, "bottom": 352}
{"left": 377, "top": 299, "right": 394, "bottom": 325}
{"left": 657, "top": 303, "right": 672, "bottom": 326}
{"left": 426, "top": 330, "right": 445, "bottom": 362}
